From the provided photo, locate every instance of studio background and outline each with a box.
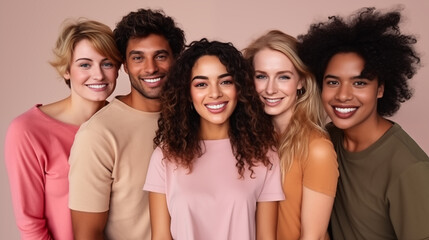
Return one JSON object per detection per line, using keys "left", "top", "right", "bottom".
{"left": 1, "top": 0, "right": 427, "bottom": 238}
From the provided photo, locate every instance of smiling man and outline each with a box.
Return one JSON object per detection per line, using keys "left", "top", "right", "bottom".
{"left": 298, "top": 7, "right": 429, "bottom": 240}
{"left": 68, "top": 9, "right": 185, "bottom": 240}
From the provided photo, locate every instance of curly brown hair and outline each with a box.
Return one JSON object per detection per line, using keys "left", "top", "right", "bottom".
{"left": 155, "top": 38, "right": 276, "bottom": 178}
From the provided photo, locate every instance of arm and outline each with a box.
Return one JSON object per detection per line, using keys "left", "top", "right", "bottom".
{"left": 256, "top": 201, "right": 278, "bottom": 240}
{"left": 71, "top": 210, "right": 108, "bottom": 240}
{"left": 300, "top": 137, "right": 338, "bottom": 240}
{"left": 68, "top": 125, "right": 114, "bottom": 239}
{"left": 300, "top": 187, "right": 334, "bottom": 240}
{"left": 149, "top": 192, "right": 172, "bottom": 240}
{"left": 4, "top": 119, "right": 53, "bottom": 240}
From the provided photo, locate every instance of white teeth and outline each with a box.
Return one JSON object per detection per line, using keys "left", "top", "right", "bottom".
{"left": 266, "top": 98, "right": 281, "bottom": 103}
{"left": 335, "top": 107, "right": 357, "bottom": 113}
{"left": 87, "top": 84, "right": 107, "bottom": 89}
{"left": 143, "top": 78, "right": 161, "bottom": 83}
{"left": 206, "top": 103, "right": 225, "bottom": 109}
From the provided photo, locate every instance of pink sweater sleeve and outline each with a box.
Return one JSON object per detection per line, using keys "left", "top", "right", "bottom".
{"left": 4, "top": 118, "right": 53, "bottom": 240}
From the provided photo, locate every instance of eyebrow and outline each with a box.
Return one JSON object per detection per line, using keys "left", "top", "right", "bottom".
{"left": 75, "top": 57, "right": 109, "bottom": 62}
{"left": 128, "top": 49, "right": 170, "bottom": 56}
{"left": 255, "top": 70, "right": 294, "bottom": 75}
{"left": 191, "top": 73, "right": 231, "bottom": 81}
{"left": 324, "top": 74, "right": 365, "bottom": 80}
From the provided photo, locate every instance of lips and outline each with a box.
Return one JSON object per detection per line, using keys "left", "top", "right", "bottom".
{"left": 205, "top": 102, "right": 227, "bottom": 113}
{"left": 143, "top": 77, "right": 161, "bottom": 83}
{"left": 263, "top": 97, "right": 283, "bottom": 107}
{"left": 86, "top": 83, "right": 108, "bottom": 91}
{"left": 333, "top": 106, "right": 357, "bottom": 118}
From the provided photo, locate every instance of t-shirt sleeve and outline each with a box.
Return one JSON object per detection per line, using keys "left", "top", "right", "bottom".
{"left": 68, "top": 124, "right": 114, "bottom": 212}
{"left": 143, "top": 147, "right": 167, "bottom": 194}
{"left": 4, "top": 118, "right": 53, "bottom": 240}
{"left": 388, "top": 161, "right": 429, "bottom": 240}
{"left": 257, "top": 150, "right": 285, "bottom": 202}
{"left": 303, "top": 137, "right": 339, "bottom": 197}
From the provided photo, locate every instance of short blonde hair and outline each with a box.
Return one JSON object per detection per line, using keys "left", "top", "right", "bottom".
{"left": 50, "top": 18, "right": 121, "bottom": 87}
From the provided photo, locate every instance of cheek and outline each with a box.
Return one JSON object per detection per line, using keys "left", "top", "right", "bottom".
{"left": 254, "top": 80, "right": 265, "bottom": 93}
{"left": 321, "top": 88, "right": 333, "bottom": 104}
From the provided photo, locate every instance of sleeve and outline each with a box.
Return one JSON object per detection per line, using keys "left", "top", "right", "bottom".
{"left": 143, "top": 147, "right": 167, "bottom": 194}
{"left": 68, "top": 124, "right": 114, "bottom": 212}
{"left": 302, "top": 137, "right": 339, "bottom": 197}
{"left": 4, "top": 119, "right": 53, "bottom": 240}
{"left": 257, "top": 150, "right": 285, "bottom": 202}
{"left": 388, "top": 161, "right": 429, "bottom": 240}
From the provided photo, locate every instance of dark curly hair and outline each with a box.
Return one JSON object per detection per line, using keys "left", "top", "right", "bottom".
{"left": 114, "top": 8, "right": 185, "bottom": 60}
{"left": 297, "top": 7, "right": 420, "bottom": 116}
{"left": 155, "top": 38, "right": 276, "bottom": 178}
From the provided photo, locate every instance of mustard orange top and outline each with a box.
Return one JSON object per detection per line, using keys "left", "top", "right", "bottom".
{"left": 277, "top": 134, "right": 339, "bottom": 240}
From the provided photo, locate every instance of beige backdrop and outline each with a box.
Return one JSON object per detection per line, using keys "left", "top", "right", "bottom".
{"left": 1, "top": 0, "right": 428, "bottom": 238}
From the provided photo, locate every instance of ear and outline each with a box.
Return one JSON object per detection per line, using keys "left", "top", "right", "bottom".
{"left": 123, "top": 61, "right": 129, "bottom": 74}
{"left": 297, "top": 77, "right": 304, "bottom": 90}
{"left": 377, "top": 83, "right": 384, "bottom": 99}
{"left": 63, "top": 71, "right": 70, "bottom": 80}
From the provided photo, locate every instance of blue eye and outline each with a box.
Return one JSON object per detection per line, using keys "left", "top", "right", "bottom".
{"left": 102, "top": 62, "right": 114, "bottom": 69}
{"left": 255, "top": 74, "right": 267, "bottom": 80}
{"left": 279, "top": 75, "right": 291, "bottom": 80}
{"left": 79, "top": 63, "right": 90, "bottom": 68}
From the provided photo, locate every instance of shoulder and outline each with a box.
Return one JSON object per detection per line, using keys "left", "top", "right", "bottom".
{"left": 6, "top": 106, "right": 48, "bottom": 137}
{"left": 305, "top": 133, "right": 338, "bottom": 169}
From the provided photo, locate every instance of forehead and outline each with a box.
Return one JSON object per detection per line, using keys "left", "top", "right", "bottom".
{"left": 325, "top": 52, "right": 365, "bottom": 75}
{"left": 254, "top": 48, "right": 295, "bottom": 71}
{"left": 126, "top": 34, "right": 172, "bottom": 55}
{"left": 192, "top": 55, "right": 227, "bottom": 75}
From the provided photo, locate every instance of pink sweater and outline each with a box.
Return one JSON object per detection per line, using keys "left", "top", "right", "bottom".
{"left": 4, "top": 105, "right": 79, "bottom": 240}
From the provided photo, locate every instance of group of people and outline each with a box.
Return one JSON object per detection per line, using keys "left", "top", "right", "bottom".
{"left": 4, "top": 6, "right": 429, "bottom": 240}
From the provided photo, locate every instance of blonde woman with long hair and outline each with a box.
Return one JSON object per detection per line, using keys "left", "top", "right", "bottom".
{"left": 244, "top": 30, "right": 338, "bottom": 240}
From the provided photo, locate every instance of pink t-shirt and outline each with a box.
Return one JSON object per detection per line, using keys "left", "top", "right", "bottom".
{"left": 143, "top": 139, "right": 284, "bottom": 240}
{"left": 4, "top": 105, "right": 79, "bottom": 240}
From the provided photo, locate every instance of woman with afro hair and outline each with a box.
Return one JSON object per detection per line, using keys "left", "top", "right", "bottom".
{"left": 298, "top": 7, "right": 429, "bottom": 240}
{"left": 143, "top": 38, "right": 284, "bottom": 240}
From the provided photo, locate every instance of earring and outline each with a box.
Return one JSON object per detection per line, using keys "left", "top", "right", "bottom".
{"left": 297, "top": 88, "right": 305, "bottom": 96}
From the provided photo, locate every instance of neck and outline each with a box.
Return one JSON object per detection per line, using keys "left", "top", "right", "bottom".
{"left": 118, "top": 88, "right": 161, "bottom": 112}
{"left": 41, "top": 95, "right": 106, "bottom": 126}
{"left": 200, "top": 122, "right": 229, "bottom": 140}
{"left": 343, "top": 116, "right": 392, "bottom": 152}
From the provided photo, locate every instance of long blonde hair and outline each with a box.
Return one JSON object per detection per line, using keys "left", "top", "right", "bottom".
{"left": 244, "top": 30, "right": 327, "bottom": 175}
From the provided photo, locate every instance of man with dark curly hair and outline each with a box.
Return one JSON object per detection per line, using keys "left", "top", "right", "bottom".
{"left": 298, "top": 7, "right": 429, "bottom": 240}
{"left": 68, "top": 9, "right": 185, "bottom": 239}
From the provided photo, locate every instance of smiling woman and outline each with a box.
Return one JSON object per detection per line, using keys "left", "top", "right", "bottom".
{"left": 143, "top": 38, "right": 285, "bottom": 240}
{"left": 4, "top": 19, "right": 121, "bottom": 240}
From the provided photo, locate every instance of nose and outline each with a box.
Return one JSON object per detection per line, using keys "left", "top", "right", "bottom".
{"left": 92, "top": 65, "right": 104, "bottom": 81}
{"left": 265, "top": 78, "right": 277, "bottom": 95}
{"left": 143, "top": 58, "right": 159, "bottom": 74}
{"left": 335, "top": 84, "right": 353, "bottom": 102}
{"left": 209, "top": 84, "right": 223, "bottom": 99}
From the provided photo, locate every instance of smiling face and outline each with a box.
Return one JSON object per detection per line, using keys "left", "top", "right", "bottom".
{"left": 190, "top": 55, "right": 237, "bottom": 137}
{"left": 322, "top": 52, "right": 384, "bottom": 132}
{"left": 123, "top": 34, "right": 173, "bottom": 100}
{"left": 253, "top": 48, "right": 302, "bottom": 128}
{"left": 65, "top": 39, "right": 118, "bottom": 103}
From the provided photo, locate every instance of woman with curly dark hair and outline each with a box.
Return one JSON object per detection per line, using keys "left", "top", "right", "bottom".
{"left": 143, "top": 38, "right": 284, "bottom": 240}
{"left": 298, "top": 7, "right": 429, "bottom": 240}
